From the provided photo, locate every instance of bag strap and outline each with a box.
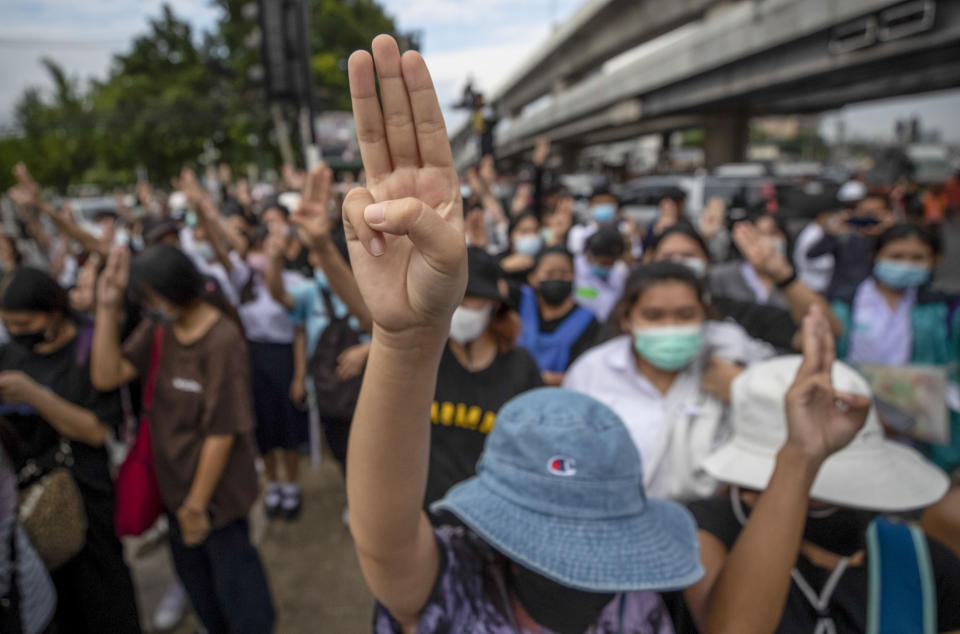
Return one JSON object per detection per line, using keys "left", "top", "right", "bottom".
{"left": 143, "top": 327, "right": 165, "bottom": 410}
{"left": 866, "top": 517, "right": 937, "bottom": 634}
{"left": 317, "top": 282, "right": 342, "bottom": 323}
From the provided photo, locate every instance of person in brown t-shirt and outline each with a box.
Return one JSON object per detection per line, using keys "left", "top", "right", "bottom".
{"left": 91, "top": 244, "right": 275, "bottom": 634}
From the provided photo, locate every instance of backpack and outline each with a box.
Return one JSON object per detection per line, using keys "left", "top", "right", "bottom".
{"left": 866, "top": 517, "right": 937, "bottom": 634}
{"left": 309, "top": 285, "right": 362, "bottom": 422}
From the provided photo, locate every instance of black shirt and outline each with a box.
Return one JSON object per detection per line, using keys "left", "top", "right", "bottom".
{"left": 537, "top": 306, "right": 603, "bottom": 368}
{"left": 0, "top": 328, "right": 122, "bottom": 497}
{"left": 425, "top": 345, "right": 542, "bottom": 509}
{"left": 713, "top": 296, "right": 798, "bottom": 353}
{"left": 679, "top": 496, "right": 960, "bottom": 634}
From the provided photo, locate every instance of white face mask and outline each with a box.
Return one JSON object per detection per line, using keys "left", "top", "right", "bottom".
{"left": 449, "top": 304, "right": 492, "bottom": 344}
{"left": 679, "top": 257, "right": 708, "bottom": 279}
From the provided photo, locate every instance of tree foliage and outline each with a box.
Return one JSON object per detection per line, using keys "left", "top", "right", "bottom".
{"left": 0, "top": 0, "right": 408, "bottom": 193}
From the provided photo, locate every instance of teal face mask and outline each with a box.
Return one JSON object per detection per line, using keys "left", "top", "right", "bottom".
{"left": 873, "top": 260, "right": 930, "bottom": 289}
{"left": 590, "top": 264, "right": 612, "bottom": 281}
{"left": 514, "top": 234, "right": 543, "bottom": 256}
{"left": 591, "top": 203, "right": 616, "bottom": 224}
{"left": 632, "top": 325, "right": 705, "bottom": 371}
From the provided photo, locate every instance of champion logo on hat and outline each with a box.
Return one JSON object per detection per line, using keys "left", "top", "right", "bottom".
{"left": 547, "top": 456, "right": 577, "bottom": 477}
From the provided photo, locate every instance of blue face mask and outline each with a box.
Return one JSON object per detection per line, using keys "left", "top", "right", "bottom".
{"left": 633, "top": 325, "right": 704, "bottom": 371}
{"left": 873, "top": 260, "right": 930, "bottom": 289}
{"left": 590, "top": 264, "right": 612, "bottom": 281}
{"left": 514, "top": 234, "right": 543, "bottom": 256}
{"left": 591, "top": 203, "right": 616, "bottom": 224}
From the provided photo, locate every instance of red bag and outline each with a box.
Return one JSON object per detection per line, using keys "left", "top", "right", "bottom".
{"left": 114, "top": 327, "right": 165, "bottom": 537}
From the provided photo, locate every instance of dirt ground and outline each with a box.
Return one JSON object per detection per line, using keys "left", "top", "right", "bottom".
{"left": 128, "top": 453, "right": 374, "bottom": 633}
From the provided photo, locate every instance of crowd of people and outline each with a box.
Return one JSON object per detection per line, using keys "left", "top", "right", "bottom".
{"left": 0, "top": 33, "right": 959, "bottom": 634}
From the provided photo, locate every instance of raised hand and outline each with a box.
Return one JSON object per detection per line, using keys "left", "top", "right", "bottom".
{"left": 732, "top": 221, "right": 793, "bottom": 283}
{"left": 784, "top": 305, "right": 871, "bottom": 462}
{"left": 532, "top": 136, "right": 550, "bottom": 167}
{"left": 8, "top": 162, "right": 40, "bottom": 208}
{"left": 342, "top": 35, "right": 466, "bottom": 340}
{"left": 97, "top": 246, "right": 131, "bottom": 309}
{"left": 290, "top": 162, "right": 334, "bottom": 251}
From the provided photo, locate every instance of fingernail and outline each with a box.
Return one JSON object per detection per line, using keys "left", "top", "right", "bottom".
{"left": 364, "top": 202, "right": 386, "bottom": 224}
{"left": 369, "top": 235, "right": 385, "bottom": 256}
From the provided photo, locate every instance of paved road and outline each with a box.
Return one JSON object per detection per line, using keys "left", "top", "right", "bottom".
{"left": 129, "top": 453, "right": 373, "bottom": 633}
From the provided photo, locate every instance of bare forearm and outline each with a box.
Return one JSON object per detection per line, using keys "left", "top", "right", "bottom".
{"left": 314, "top": 239, "right": 373, "bottom": 332}
{"left": 265, "top": 254, "right": 294, "bottom": 309}
{"left": 91, "top": 306, "right": 130, "bottom": 390}
{"left": 196, "top": 201, "right": 233, "bottom": 272}
{"left": 782, "top": 281, "right": 842, "bottom": 336}
{"left": 706, "top": 446, "right": 821, "bottom": 634}
{"left": 41, "top": 204, "right": 108, "bottom": 257}
{"left": 293, "top": 328, "right": 307, "bottom": 381}
{"left": 32, "top": 391, "right": 108, "bottom": 446}
{"left": 184, "top": 435, "right": 235, "bottom": 510}
{"left": 346, "top": 328, "right": 444, "bottom": 559}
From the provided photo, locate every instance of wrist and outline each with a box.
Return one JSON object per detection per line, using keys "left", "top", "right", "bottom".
{"left": 181, "top": 498, "right": 208, "bottom": 515}
{"left": 372, "top": 323, "right": 448, "bottom": 357}
{"left": 775, "top": 268, "right": 798, "bottom": 289}
{"left": 777, "top": 443, "right": 826, "bottom": 479}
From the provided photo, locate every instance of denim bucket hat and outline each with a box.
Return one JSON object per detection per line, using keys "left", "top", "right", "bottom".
{"left": 432, "top": 388, "right": 704, "bottom": 592}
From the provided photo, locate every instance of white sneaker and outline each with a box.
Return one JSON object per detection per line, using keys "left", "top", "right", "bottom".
{"left": 341, "top": 506, "right": 350, "bottom": 528}
{"left": 152, "top": 580, "right": 188, "bottom": 631}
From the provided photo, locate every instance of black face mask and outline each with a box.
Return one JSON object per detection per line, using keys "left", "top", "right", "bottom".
{"left": 510, "top": 565, "right": 615, "bottom": 634}
{"left": 10, "top": 331, "right": 47, "bottom": 350}
{"left": 803, "top": 507, "right": 876, "bottom": 556}
{"left": 538, "top": 280, "right": 573, "bottom": 307}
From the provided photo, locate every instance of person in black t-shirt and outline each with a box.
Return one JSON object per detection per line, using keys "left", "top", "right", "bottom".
{"left": 678, "top": 311, "right": 960, "bottom": 634}
{"left": 517, "top": 245, "right": 602, "bottom": 386}
{"left": 425, "top": 247, "right": 542, "bottom": 511}
{"left": 0, "top": 268, "right": 141, "bottom": 634}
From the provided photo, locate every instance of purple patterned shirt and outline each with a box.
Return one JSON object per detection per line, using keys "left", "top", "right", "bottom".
{"left": 374, "top": 526, "right": 676, "bottom": 634}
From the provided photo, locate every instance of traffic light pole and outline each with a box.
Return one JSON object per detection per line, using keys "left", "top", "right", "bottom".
{"left": 297, "top": 0, "right": 320, "bottom": 170}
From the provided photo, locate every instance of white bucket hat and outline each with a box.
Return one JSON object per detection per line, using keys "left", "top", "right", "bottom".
{"left": 703, "top": 356, "right": 949, "bottom": 511}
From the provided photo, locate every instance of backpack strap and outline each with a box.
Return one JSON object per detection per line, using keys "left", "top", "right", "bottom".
{"left": 866, "top": 517, "right": 937, "bottom": 634}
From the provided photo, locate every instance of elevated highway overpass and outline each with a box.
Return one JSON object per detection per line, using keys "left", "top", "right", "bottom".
{"left": 452, "top": 0, "right": 960, "bottom": 168}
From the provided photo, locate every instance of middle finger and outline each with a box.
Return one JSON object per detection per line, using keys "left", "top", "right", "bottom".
{"left": 372, "top": 35, "right": 420, "bottom": 170}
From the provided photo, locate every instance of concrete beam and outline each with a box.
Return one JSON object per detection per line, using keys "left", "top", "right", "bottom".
{"left": 494, "top": 0, "right": 720, "bottom": 116}
{"left": 496, "top": 0, "right": 908, "bottom": 145}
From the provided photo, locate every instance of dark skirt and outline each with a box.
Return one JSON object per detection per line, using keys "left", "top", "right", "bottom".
{"left": 248, "top": 341, "right": 308, "bottom": 452}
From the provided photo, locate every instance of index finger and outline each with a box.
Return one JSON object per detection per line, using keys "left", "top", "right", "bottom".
{"left": 400, "top": 51, "right": 454, "bottom": 170}
{"left": 348, "top": 50, "right": 392, "bottom": 183}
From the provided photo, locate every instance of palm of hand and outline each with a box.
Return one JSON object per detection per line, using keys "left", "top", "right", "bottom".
{"left": 342, "top": 37, "right": 465, "bottom": 337}
{"left": 348, "top": 167, "right": 463, "bottom": 334}
{"left": 786, "top": 381, "right": 864, "bottom": 458}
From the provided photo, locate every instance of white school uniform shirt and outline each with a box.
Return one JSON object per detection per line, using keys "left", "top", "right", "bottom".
{"left": 847, "top": 277, "right": 915, "bottom": 366}
{"left": 237, "top": 269, "right": 305, "bottom": 344}
{"left": 563, "top": 334, "right": 728, "bottom": 500}
{"left": 794, "top": 222, "right": 835, "bottom": 294}
{"left": 572, "top": 254, "right": 630, "bottom": 322}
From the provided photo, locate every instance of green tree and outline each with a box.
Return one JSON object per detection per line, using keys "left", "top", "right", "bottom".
{"left": 1, "top": 0, "right": 410, "bottom": 191}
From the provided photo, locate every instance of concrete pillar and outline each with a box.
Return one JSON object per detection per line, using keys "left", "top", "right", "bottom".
{"left": 703, "top": 112, "right": 749, "bottom": 168}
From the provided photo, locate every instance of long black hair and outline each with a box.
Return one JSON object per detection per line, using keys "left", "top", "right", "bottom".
{"left": 873, "top": 223, "right": 940, "bottom": 260}
{"left": 0, "top": 266, "right": 71, "bottom": 316}
{"left": 606, "top": 261, "right": 715, "bottom": 337}
{"left": 129, "top": 245, "right": 241, "bottom": 326}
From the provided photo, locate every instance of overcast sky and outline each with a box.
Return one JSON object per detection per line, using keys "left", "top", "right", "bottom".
{"left": 1, "top": 0, "right": 958, "bottom": 143}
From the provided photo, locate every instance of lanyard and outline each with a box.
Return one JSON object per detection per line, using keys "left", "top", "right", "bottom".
{"left": 730, "top": 487, "right": 850, "bottom": 634}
